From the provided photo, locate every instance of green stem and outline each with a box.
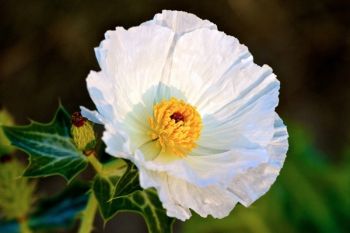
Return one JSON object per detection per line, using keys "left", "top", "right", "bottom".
{"left": 80, "top": 151, "right": 127, "bottom": 233}
{"left": 78, "top": 193, "right": 98, "bottom": 233}
{"left": 86, "top": 151, "right": 127, "bottom": 177}
{"left": 101, "top": 158, "right": 128, "bottom": 177}
{"left": 19, "top": 219, "right": 32, "bottom": 233}
{"left": 86, "top": 152, "right": 103, "bottom": 174}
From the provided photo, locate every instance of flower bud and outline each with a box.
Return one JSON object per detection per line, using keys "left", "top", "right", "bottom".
{"left": 71, "top": 112, "right": 96, "bottom": 151}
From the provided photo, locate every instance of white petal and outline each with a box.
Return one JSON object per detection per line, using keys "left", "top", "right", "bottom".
{"left": 88, "top": 24, "right": 176, "bottom": 160}
{"left": 139, "top": 169, "right": 237, "bottom": 221}
{"left": 227, "top": 114, "right": 288, "bottom": 206}
{"left": 86, "top": 71, "right": 117, "bottom": 123}
{"left": 134, "top": 144, "right": 269, "bottom": 187}
{"left": 94, "top": 24, "right": 175, "bottom": 119}
{"left": 143, "top": 11, "right": 220, "bottom": 102}
{"left": 143, "top": 10, "right": 217, "bottom": 36}
{"left": 102, "top": 122, "right": 133, "bottom": 159}
{"left": 160, "top": 28, "right": 251, "bottom": 104}
{"left": 85, "top": 71, "right": 139, "bottom": 156}
{"left": 199, "top": 64, "right": 280, "bottom": 149}
{"left": 79, "top": 106, "right": 104, "bottom": 124}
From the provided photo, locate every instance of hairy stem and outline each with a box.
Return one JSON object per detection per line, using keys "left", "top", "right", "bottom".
{"left": 86, "top": 151, "right": 103, "bottom": 174}
{"left": 78, "top": 193, "right": 98, "bottom": 233}
{"left": 79, "top": 151, "right": 127, "bottom": 233}
{"left": 85, "top": 150, "right": 127, "bottom": 177}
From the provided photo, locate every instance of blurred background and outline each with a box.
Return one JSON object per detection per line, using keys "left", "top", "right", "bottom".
{"left": 0, "top": 0, "right": 349, "bottom": 232}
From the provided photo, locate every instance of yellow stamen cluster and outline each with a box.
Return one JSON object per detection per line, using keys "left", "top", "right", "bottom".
{"left": 148, "top": 98, "right": 202, "bottom": 157}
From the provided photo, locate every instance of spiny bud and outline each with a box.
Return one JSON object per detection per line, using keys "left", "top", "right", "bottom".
{"left": 71, "top": 112, "right": 96, "bottom": 151}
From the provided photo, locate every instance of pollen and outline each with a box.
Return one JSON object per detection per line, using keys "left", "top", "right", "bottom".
{"left": 148, "top": 98, "right": 202, "bottom": 157}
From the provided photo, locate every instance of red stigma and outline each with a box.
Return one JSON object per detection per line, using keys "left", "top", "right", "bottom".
{"left": 71, "top": 112, "right": 86, "bottom": 127}
{"left": 170, "top": 112, "right": 185, "bottom": 123}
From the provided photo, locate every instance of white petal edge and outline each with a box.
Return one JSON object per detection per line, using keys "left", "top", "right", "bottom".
{"left": 139, "top": 169, "right": 238, "bottom": 221}
{"left": 137, "top": 113, "right": 288, "bottom": 220}
{"left": 142, "top": 10, "right": 217, "bottom": 36}
{"left": 80, "top": 106, "right": 104, "bottom": 124}
{"left": 227, "top": 113, "right": 288, "bottom": 206}
{"left": 198, "top": 63, "right": 280, "bottom": 150}
{"left": 94, "top": 24, "right": 175, "bottom": 119}
{"left": 85, "top": 71, "right": 117, "bottom": 124}
{"left": 102, "top": 124, "right": 133, "bottom": 159}
{"left": 160, "top": 27, "right": 251, "bottom": 104}
{"left": 134, "top": 144, "right": 269, "bottom": 188}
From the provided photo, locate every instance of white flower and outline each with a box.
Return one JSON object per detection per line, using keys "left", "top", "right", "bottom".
{"left": 81, "top": 10, "right": 288, "bottom": 221}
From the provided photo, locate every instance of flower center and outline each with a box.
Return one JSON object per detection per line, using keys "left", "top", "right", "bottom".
{"left": 148, "top": 98, "right": 202, "bottom": 157}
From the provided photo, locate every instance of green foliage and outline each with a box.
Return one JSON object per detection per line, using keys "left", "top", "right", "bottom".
{"left": 0, "top": 160, "right": 36, "bottom": 220}
{"left": 0, "top": 109, "right": 15, "bottom": 156}
{"left": 0, "top": 182, "right": 89, "bottom": 233}
{"left": 3, "top": 106, "right": 88, "bottom": 182}
{"left": 93, "top": 162, "right": 175, "bottom": 233}
{"left": 182, "top": 123, "right": 350, "bottom": 233}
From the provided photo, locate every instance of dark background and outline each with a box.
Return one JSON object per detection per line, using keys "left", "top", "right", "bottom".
{"left": 0, "top": 0, "right": 349, "bottom": 233}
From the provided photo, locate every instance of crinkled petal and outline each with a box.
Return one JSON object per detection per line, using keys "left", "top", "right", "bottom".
{"left": 144, "top": 11, "right": 221, "bottom": 102}
{"left": 134, "top": 144, "right": 269, "bottom": 187}
{"left": 139, "top": 169, "right": 237, "bottom": 221}
{"left": 102, "top": 122, "right": 133, "bottom": 159}
{"left": 199, "top": 64, "right": 280, "bottom": 149}
{"left": 85, "top": 71, "right": 117, "bottom": 123}
{"left": 80, "top": 106, "right": 104, "bottom": 124}
{"left": 94, "top": 24, "right": 175, "bottom": 119}
{"left": 143, "top": 10, "right": 217, "bottom": 36}
{"left": 160, "top": 28, "right": 251, "bottom": 103}
{"left": 227, "top": 114, "right": 288, "bottom": 206}
{"left": 84, "top": 70, "right": 136, "bottom": 157}
{"left": 85, "top": 23, "right": 176, "bottom": 158}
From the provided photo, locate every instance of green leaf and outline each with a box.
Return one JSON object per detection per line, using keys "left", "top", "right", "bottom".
{"left": 2, "top": 106, "right": 88, "bottom": 181}
{"left": 112, "top": 162, "right": 141, "bottom": 197}
{"left": 0, "top": 109, "right": 15, "bottom": 157}
{"left": 93, "top": 162, "right": 175, "bottom": 233}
